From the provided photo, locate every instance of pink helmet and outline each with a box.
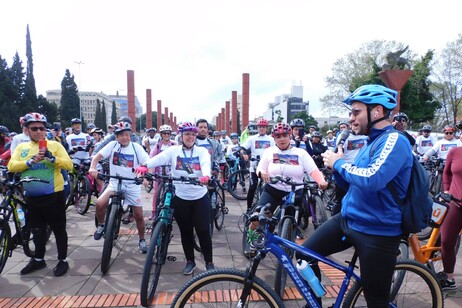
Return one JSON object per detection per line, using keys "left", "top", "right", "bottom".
{"left": 272, "top": 122, "right": 292, "bottom": 137}
{"left": 178, "top": 122, "right": 198, "bottom": 133}
{"left": 257, "top": 118, "right": 269, "bottom": 127}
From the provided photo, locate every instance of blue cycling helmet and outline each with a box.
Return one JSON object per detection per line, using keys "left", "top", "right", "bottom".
{"left": 343, "top": 85, "right": 398, "bottom": 110}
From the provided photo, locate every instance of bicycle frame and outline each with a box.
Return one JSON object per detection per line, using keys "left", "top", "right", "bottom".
{"left": 244, "top": 224, "right": 360, "bottom": 308}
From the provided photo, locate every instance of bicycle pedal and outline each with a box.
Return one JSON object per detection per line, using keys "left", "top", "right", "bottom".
{"left": 223, "top": 207, "right": 229, "bottom": 214}
{"left": 167, "top": 256, "right": 177, "bottom": 261}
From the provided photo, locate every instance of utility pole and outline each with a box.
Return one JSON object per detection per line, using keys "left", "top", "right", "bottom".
{"left": 74, "top": 61, "right": 84, "bottom": 121}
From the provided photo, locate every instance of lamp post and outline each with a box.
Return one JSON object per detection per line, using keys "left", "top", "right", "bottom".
{"left": 74, "top": 61, "right": 84, "bottom": 121}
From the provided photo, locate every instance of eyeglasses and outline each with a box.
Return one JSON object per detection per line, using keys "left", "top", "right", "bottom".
{"left": 395, "top": 117, "right": 408, "bottom": 123}
{"left": 162, "top": 132, "right": 171, "bottom": 135}
{"left": 445, "top": 132, "right": 454, "bottom": 135}
{"left": 29, "top": 126, "right": 46, "bottom": 131}
{"left": 349, "top": 109, "right": 362, "bottom": 117}
{"left": 422, "top": 130, "right": 430, "bottom": 133}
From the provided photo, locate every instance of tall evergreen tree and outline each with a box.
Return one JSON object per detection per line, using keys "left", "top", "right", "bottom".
{"left": 111, "top": 101, "right": 118, "bottom": 125}
{"left": 0, "top": 56, "right": 17, "bottom": 131}
{"left": 95, "top": 99, "right": 101, "bottom": 128}
{"left": 59, "top": 69, "right": 80, "bottom": 128}
{"left": 37, "top": 95, "right": 58, "bottom": 124}
{"left": 101, "top": 101, "right": 107, "bottom": 129}
{"left": 9, "top": 53, "right": 25, "bottom": 130}
{"left": 23, "top": 24, "right": 37, "bottom": 112}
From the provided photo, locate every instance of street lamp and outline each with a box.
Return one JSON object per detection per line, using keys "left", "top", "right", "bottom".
{"left": 74, "top": 61, "right": 84, "bottom": 121}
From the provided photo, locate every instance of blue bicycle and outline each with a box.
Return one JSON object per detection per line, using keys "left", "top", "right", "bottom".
{"left": 172, "top": 206, "right": 443, "bottom": 307}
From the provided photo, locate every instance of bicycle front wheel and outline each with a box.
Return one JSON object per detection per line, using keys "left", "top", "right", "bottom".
{"left": 171, "top": 268, "right": 283, "bottom": 308}
{"left": 311, "top": 195, "right": 328, "bottom": 230}
{"left": 140, "top": 221, "right": 171, "bottom": 307}
{"left": 274, "top": 217, "right": 296, "bottom": 298}
{"left": 101, "top": 202, "right": 121, "bottom": 274}
{"left": 214, "top": 188, "right": 226, "bottom": 231}
{"left": 227, "top": 169, "right": 250, "bottom": 200}
{"left": 343, "top": 259, "right": 443, "bottom": 308}
{"left": 76, "top": 176, "right": 92, "bottom": 215}
{"left": 0, "top": 224, "right": 11, "bottom": 274}
{"left": 65, "top": 174, "right": 76, "bottom": 208}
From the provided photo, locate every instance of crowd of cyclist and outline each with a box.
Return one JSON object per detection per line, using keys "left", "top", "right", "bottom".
{"left": 2, "top": 85, "right": 462, "bottom": 304}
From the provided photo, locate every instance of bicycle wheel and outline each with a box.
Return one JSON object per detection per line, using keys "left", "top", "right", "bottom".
{"left": 101, "top": 202, "right": 120, "bottom": 274}
{"left": 66, "top": 174, "right": 76, "bottom": 208}
{"left": 171, "top": 268, "right": 283, "bottom": 308}
{"left": 193, "top": 230, "right": 202, "bottom": 253}
{"left": 140, "top": 221, "right": 171, "bottom": 307}
{"left": 0, "top": 224, "right": 11, "bottom": 274}
{"left": 154, "top": 182, "right": 165, "bottom": 216}
{"left": 214, "top": 188, "right": 226, "bottom": 231}
{"left": 311, "top": 195, "right": 328, "bottom": 230}
{"left": 274, "top": 217, "right": 296, "bottom": 298}
{"left": 299, "top": 190, "right": 310, "bottom": 230}
{"left": 417, "top": 226, "right": 433, "bottom": 241}
{"left": 76, "top": 176, "right": 92, "bottom": 215}
{"left": 22, "top": 213, "right": 52, "bottom": 258}
{"left": 227, "top": 169, "right": 250, "bottom": 200}
{"left": 344, "top": 259, "right": 443, "bottom": 308}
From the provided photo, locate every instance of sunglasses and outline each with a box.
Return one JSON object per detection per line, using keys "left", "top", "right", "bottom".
{"left": 395, "top": 117, "right": 407, "bottom": 123}
{"left": 445, "top": 132, "right": 454, "bottom": 135}
{"left": 29, "top": 126, "right": 46, "bottom": 131}
{"left": 162, "top": 132, "right": 171, "bottom": 135}
{"left": 422, "top": 130, "right": 431, "bottom": 133}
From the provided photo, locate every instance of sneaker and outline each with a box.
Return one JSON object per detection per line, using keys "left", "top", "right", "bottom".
{"left": 296, "top": 228, "right": 305, "bottom": 240}
{"left": 435, "top": 271, "right": 448, "bottom": 282}
{"left": 182, "top": 261, "right": 196, "bottom": 275}
{"left": 139, "top": 239, "right": 148, "bottom": 254}
{"left": 441, "top": 278, "right": 457, "bottom": 291}
{"left": 206, "top": 262, "right": 215, "bottom": 271}
{"left": 122, "top": 217, "right": 130, "bottom": 224}
{"left": 20, "top": 258, "right": 46, "bottom": 275}
{"left": 94, "top": 224, "right": 105, "bottom": 240}
{"left": 53, "top": 260, "right": 69, "bottom": 277}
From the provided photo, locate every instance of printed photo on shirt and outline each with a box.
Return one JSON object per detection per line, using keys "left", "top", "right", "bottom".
{"left": 273, "top": 153, "right": 300, "bottom": 165}
{"left": 441, "top": 144, "right": 458, "bottom": 151}
{"left": 176, "top": 156, "right": 201, "bottom": 174}
{"left": 346, "top": 139, "right": 366, "bottom": 151}
{"left": 112, "top": 152, "right": 135, "bottom": 168}
{"left": 71, "top": 138, "right": 86, "bottom": 147}
{"left": 198, "top": 143, "right": 212, "bottom": 155}
{"left": 421, "top": 140, "right": 433, "bottom": 147}
{"left": 255, "top": 140, "right": 271, "bottom": 149}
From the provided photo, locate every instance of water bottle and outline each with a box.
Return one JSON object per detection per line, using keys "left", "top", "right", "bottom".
{"left": 17, "top": 208, "right": 25, "bottom": 227}
{"left": 296, "top": 259, "right": 326, "bottom": 297}
{"left": 211, "top": 192, "right": 217, "bottom": 209}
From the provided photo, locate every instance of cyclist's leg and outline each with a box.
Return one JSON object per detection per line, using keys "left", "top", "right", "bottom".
{"left": 24, "top": 196, "right": 49, "bottom": 259}
{"left": 124, "top": 186, "right": 145, "bottom": 241}
{"left": 440, "top": 201, "right": 462, "bottom": 279}
{"left": 192, "top": 194, "right": 213, "bottom": 264}
{"left": 44, "top": 191, "right": 68, "bottom": 260}
{"left": 246, "top": 172, "right": 258, "bottom": 210}
{"left": 95, "top": 186, "right": 113, "bottom": 224}
{"left": 149, "top": 180, "right": 159, "bottom": 220}
{"left": 172, "top": 196, "right": 196, "bottom": 262}
{"left": 347, "top": 226, "right": 401, "bottom": 307}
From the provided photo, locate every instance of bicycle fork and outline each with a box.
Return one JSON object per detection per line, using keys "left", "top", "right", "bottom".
{"left": 238, "top": 251, "right": 266, "bottom": 306}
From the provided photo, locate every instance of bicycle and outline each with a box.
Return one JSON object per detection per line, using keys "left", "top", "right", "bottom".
{"left": 95, "top": 173, "right": 144, "bottom": 275}
{"left": 140, "top": 173, "right": 202, "bottom": 307}
{"left": 208, "top": 176, "right": 228, "bottom": 232}
{"left": 408, "top": 192, "right": 462, "bottom": 274}
{"left": 0, "top": 173, "right": 52, "bottom": 273}
{"left": 226, "top": 154, "right": 253, "bottom": 201}
{"left": 66, "top": 157, "right": 92, "bottom": 215}
{"left": 301, "top": 177, "right": 328, "bottom": 231}
{"left": 172, "top": 205, "right": 444, "bottom": 307}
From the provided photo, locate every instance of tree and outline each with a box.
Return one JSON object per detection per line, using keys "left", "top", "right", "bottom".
{"left": 111, "top": 101, "right": 118, "bottom": 125}
{"left": 94, "top": 99, "right": 102, "bottom": 127}
{"left": 23, "top": 25, "right": 38, "bottom": 113}
{"left": 275, "top": 110, "right": 284, "bottom": 123}
{"left": 59, "top": 69, "right": 80, "bottom": 128}
{"left": 0, "top": 55, "right": 17, "bottom": 131}
{"left": 291, "top": 111, "right": 318, "bottom": 130}
{"left": 37, "top": 95, "right": 58, "bottom": 124}
{"left": 101, "top": 100, "right": 107, "bottom": 129}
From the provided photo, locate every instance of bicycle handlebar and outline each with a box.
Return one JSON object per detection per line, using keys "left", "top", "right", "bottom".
{"left": 437, "top": 192, "right": 462, "bottom": 208}
{"left": 148, "top": 173, "right": 203, "bottom": 186}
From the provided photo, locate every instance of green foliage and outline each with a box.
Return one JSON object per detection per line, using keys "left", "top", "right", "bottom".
{"left": 59, "top": 69, "right": 80, "bottom": 128}
{"left": 23, "top": 25, "right": 37, "bottom": 113}
{"left": 291, "top": 111, "right": 318, "bottom": 130}
{"left": 101, "top": 101, "right": 107, "bottom": 129}
{"left": 139, "top": 111, "right": 159, "bottom": 130}
{"left": 37, "top": 95, "right": 58, "bottom": 123}
{"left": 111, "top": 101, "right": 118, "bottom": 125}
{"left": 94, "top": 99, "right": 102, "bottom": 128}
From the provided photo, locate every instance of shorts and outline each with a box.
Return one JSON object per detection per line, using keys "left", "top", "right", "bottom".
{"left": 106, "top": 182, "right": 143, "bottom": 207}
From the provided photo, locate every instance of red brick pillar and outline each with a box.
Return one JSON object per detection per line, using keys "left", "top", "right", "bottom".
{"left": 157, "top": 100, "right": 162, "bottom": 129}
{"left": 225, "top": 101, "right": 230, "bottom": 133}
{"left": 173, "top": 116, "right": 177, "bottom": 131}
{"left": 217, "top": 113, "right": 221, "bottom": 131}
{"left": 170, "top": 112, "right": 173, "bottom": 127}
{"left": 221, "top": 108, "right": 225, "bottom": 132}
{"left": 242, "top": 73, "right": 249, "bottom": 131}
{"left": 146, "top": 89, "right": 152, "bottom": 129}
{"left": 379, "top": 70, "right": 413, "bottom": 115}
{"left": 232, "top": 91, "right": 238, "bottom": 133}
{"left": 127, "top": 70, "right": 136, "bottom": 130}
{"left": 164, "top": 107, "right": 169, "bottom": 124}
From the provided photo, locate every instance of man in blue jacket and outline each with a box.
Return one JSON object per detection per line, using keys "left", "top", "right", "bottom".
{"left": 298, "top": 84, "right": 412, "bottom": 307}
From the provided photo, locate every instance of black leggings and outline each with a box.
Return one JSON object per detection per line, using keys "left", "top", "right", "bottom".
{"left": 172, "top": 193, "right": 213, "bottom": 263}
{"left": 26, "top": 191, "right": 68, "bottom": 260}
{"left": 257, "top": 184, "right": 303, "bottom": 213}
{"left": 246, "top": 172, "right": 259, "bottom": 209}
{"left": 296, "top": 214, "right": 401, "bottom": 308}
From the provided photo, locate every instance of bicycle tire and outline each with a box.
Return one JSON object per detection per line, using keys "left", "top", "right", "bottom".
{"left": 65, "top": 174, "right": 76, "bottom": 208}
{"left": 0, "top": 224, "right": 11, "bottom": 274}
{"left": 214, "top": 187, "right": 226, "bottom": 231}
{"left": 274, "top": 217, "right": 295, "bottom": 298}
{"left": 140, "top": 221, "right": 171, "bottom": 307}
{"left": 299, "top": 190, "right": 310, "bottom": 230}
{"left": 101, "top": 202, "right": 120, "bottom": 274}
{"left": 193, "top": 231, "right": 202, "bottom": 253}
{"left": 154, "top": 182, "right": 165, "bottom": 216}
{"left": 311, "top": 195, "right": 328, "bottom": 229}
{"left": 434, "top": 173, "right": 443, "bottom": 197}
{"left": 171, "top": 268, "right": 283, "bottom": 308}
{"left": 22, "top": 224, "right": 52, "bottom": 258}
{"left": 343, "top": 259, "right": 443, "bottom": 308}
{"left": 77, "top": 176, "right": 92, "bottom": 215}
{"left": 227, "top": 169, "right": 250, "bottom": 200}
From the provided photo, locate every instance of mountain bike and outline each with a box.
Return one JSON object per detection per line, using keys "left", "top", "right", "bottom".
{"left": 140, "top": 173, "right": 202, "bottom": 307}
{"left": 300, "top": 178, "right": 328, "bottom": 231}
{"left": 226, "top": 154, "right": 254, "bottom": 201}
{"left": 172, "top": 206, "right": 443, "bottom": 308}
{"left": 208, "top": 176, "right": 228, "bottom": 232}
{"left": 66, "top": 157, "right": 92, "bottom": 215}
{"left": 96, "top": 173, "right": 144, "bottom": 275}
{"left": 0, "top": 174, "right": 52, "bottom": 273}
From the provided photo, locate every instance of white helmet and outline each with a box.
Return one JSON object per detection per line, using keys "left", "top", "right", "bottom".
{"left": 159, "top": 125, "right": 172, "bottom": 133}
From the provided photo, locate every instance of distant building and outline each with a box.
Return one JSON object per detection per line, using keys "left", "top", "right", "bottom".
{"left": 46, "top": 90, "right": 121, "bottom": 126}
{"left": 262, "top": 84, "right": 309, "bottom": 123}
{"left": 107, "top": 92, "right": 143, "bottom": 119}
{"left": 315, "top": 116, "right": 350, "bottom": 129}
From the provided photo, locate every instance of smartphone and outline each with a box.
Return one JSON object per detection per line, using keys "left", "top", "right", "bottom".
{"left": 38, "top": 140, "right": 47, "bottom": 152}
{"left": 298, "top": 128, "right": 305, "bottom": 139}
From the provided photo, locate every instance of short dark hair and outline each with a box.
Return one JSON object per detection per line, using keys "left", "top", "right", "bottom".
{"left": 196, "top": 118, "right": 208, "bottom": 126}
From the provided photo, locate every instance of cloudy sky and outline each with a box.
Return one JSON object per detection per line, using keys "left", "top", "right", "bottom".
{"left": 1, "top": 0, "right": 461, "bottom": 123}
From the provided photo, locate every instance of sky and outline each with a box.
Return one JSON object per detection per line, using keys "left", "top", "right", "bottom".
{"left": 1, "top": 0, "right": 461, "bottom": 124}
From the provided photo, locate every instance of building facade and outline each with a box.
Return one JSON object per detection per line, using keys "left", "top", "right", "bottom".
{"left": 262, "top": 84, "right": 309, "bottom": 123}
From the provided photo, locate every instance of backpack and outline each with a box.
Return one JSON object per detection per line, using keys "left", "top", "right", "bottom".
{"left": 370, "top": 129, "right": 433, "bottom": 234}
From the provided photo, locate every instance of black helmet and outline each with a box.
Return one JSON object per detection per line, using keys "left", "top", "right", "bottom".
{"left": 118, "top": 116, "right": 132, "bottom": 124}
{"left": 393, "top": 112, "right": 409, "bottom": 122}
{"left": 422, "top": 125, "right": 432, "bottom": 132}
{"left": 311, "top": 131, "right": 322, "bottom": 138}
{"left": 289, "top": 118, "right": 305, "bottom": 128}
{"left": 456, "top": 121, "right": 462, "bottom": 130}
{"left": 0, "top": 125, "right": 9, "bottom": 135}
